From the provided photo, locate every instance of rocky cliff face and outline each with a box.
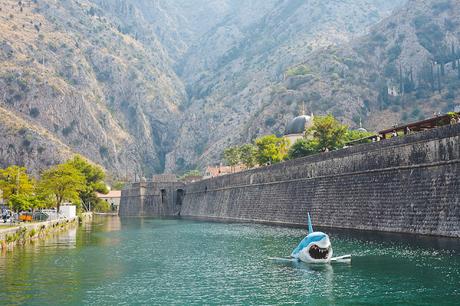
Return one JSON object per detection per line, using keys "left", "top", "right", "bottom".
{"left": 255, "top": 0, "right": 460, "bottom": 138}
{"left": 3, "top": 0, "right": 457, "bottom": 177}
{"left": 165, "top": 0, "right": 404, "bottom": 171}
{"left": 0, "top": 0, "right": 184, "bottom": 177}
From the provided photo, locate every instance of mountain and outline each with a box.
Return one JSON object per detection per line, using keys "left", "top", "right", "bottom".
{"left": 0, "top": 0, "right": 184, "bottom": 177}
{"left": 165, "top": 0, "right": 404, "bottom": 172}
{"left": 253, "top": 0, "right": 460, "bottom": 138}
{"left": 4, "top": 0, "right": 457, "bottom": 177}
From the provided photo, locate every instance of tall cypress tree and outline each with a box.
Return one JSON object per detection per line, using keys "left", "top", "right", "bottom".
{"left": 452, "top": 43, "right": 457, "bottom": 69}
{"left": 430, "top": 62, "right": 435, "bottom": 92}
{"left": 437, "top": 65, "right": 442, "bottom": 93}
{"left": 399, "top": 64, "right": 404, "bottom": 95}
{"left": 410, "top": 67, "right": 414, "bottom": 86}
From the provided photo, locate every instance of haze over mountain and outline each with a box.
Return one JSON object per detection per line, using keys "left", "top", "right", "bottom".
{"left": 1, "top": 0, "right": 459, "bottom": 177}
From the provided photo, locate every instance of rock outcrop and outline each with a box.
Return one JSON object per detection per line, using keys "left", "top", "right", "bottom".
{"left": 2, "top": 0, "right": 458, "bottom": 176}
{"left": 0, "top": 0, "right": 184, "bottom": 177}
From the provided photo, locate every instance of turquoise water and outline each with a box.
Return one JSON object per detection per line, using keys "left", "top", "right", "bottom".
{"left": 0, "top": 217, "right": 459, "bottom": 305}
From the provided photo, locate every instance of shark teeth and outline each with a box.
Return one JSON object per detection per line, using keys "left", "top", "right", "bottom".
{"left": 309, "top": 245, "right": 330, "bottom": 259}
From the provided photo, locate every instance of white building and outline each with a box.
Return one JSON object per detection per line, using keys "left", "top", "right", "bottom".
{"left": 388, "top": 86, "right": 399, "bottom": 97}
{"left": 96, "top": 190, "right": 121, "bottom": 211}
{"left": 60, "top": 204, "right": 76, "bottom": 219}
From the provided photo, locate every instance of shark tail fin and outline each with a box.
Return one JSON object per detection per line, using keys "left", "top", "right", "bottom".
{"left": 307, "top": 212, "right": 313, "bottom": 233}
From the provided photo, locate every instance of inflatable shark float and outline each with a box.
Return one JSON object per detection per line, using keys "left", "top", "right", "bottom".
{"left": 272, "top": 213, "right": 351, "bottom": 264}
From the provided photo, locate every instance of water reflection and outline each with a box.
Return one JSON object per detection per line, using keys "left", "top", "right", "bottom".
{"left": 0, "top": 217, "right": 458, "bottom": 305}
{"left": 101, "top": 215, "right": 121, "bottom": 232}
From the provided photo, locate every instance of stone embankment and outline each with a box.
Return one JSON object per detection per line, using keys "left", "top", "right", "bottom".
{"left": 120, "top": 124, "right": 460, "bottom": 237}
{"left": 0, "top": 213, "right": 92, "bottom": 251}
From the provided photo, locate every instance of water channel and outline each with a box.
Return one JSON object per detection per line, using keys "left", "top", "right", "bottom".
{"left": 0, "top": 216, "right": 459, "bottom": 305}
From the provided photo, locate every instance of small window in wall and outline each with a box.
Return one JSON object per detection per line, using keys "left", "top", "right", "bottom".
{"left": 176, "top": 189, "right": 185, "bottom": 206}
{"left": 161, "top": 189, "right": 167, "bottom": 204}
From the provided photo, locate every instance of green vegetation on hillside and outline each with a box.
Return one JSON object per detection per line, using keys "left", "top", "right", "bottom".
{"left": 286, "top": 65, "right": 311, "bottom": 77}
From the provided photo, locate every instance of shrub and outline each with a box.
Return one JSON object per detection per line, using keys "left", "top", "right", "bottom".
{"left": 62, "top": 126, "right": 73, "bottom": 136}
{"left": 286, "top": 65, "right": 311, "bottom": 77}
{"left": 194, "top": 141, "right": 206, "bottom": 155}
{"left": 411, "top": 108, "right": 421, "bottom": 118}
{"left": 265, "top": 117, "right": 276, "bottom": 127}
{"left": 93, "top": 199, "right": 111, "bottom": 212}
{"left": 29, "top": 107, "right": 40, "bottom": 118}
{"left": 99, "top": 146, "right": 109, "bottom": 158}
{"left": 387, "top": 45, "right": 402, "bottom": 62}
{"left": 22, "top": 139, "right": 31, "bottom": 147}
{"left": 62, "top": 120, "right": 77, "bottom": 136}
{"left": 288, "top": 139, "right": 318, "bottom": 159}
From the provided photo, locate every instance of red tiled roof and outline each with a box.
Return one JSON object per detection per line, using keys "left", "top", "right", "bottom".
{"left": 205, "top": 165, "right": 246, "bottom": 177}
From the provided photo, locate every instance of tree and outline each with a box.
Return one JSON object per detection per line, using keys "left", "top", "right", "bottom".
{"left": 255, "top": 135, "right": 289, "bottom": 165}
{"left": 111, "top": 181, "right": 125, "bottom": 190}
{"left": 239, "top": 144, "right": 258, "bottom": 168}
{"left": 8, "top": 194, "right": 46, "bottom": 213}
{"left": 38, "top": 163, "right": 85, "bottom": 213}
{"left": 179, "top": 169, "right": 202, "bottom": 180}
{"left": 8, "top": 194, "right": 32, "bottom": 212}
{"left": 307, "top": 114, "right": 348, "bottom": 151}
{"left": 345, "top": 130, "right": 374, "bottom": 143}
{"left": 67, "top": 155, "right": 108, "bottom": 208}
{"left": 223, "top": 146, "right": 241, "bottom": 168}
{"left": 0, "top": 166, "right": 34, "bottom": 202}
{"left": 93, "top": 199, "right": 111, "bottom": 213}
{"left": 287, "top": 139, "right": 319, "bottom": 160}
{"left": 378, "top": 84, "right": 389, "bottom": 110}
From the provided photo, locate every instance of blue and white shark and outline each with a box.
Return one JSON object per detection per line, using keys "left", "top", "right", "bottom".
{"left": 290, "top": 213, "right": 333, "bottom": 263}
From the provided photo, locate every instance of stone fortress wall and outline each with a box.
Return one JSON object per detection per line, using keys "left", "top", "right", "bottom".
{"left": 120, "top": 124, "right": 460, "bottom": 237}
{"left": 119, "top": 179, "right": 185, "bottom": 217}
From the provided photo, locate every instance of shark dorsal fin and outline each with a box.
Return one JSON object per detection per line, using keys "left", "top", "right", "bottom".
{"left": 308, "top": 212, "right": 313, "bottom": 233}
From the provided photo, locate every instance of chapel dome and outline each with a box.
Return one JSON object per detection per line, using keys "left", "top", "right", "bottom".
{"left": 285, "top": 115, "right": 313, "bottom": 135}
